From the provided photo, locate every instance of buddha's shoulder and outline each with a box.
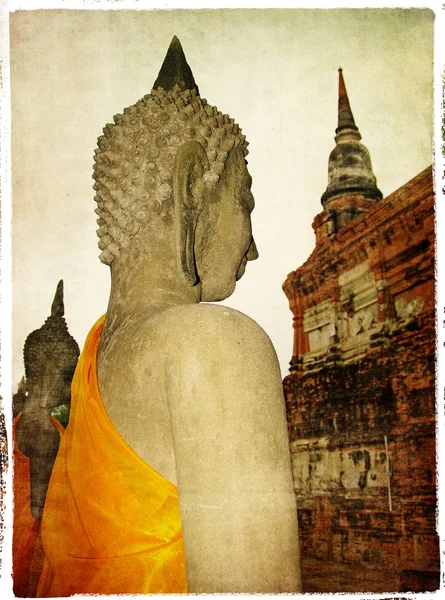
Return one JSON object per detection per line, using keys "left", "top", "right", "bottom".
{"left": 148, "top": 304, "right": 275, "bottom": 357}
{"left": 157, "top": 303, "right": 267, "bottom": 335}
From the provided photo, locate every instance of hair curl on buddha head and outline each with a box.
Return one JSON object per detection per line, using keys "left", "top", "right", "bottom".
{"left": 93, "top": 84, "right": 249, "bottom": 265}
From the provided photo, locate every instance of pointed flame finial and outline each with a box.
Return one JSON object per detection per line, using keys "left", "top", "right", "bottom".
{"left": 51, "top": 280, "right": 65, "bottom": 318}
{"left": 152, "top": 36, "right": 199, "bottom": 95}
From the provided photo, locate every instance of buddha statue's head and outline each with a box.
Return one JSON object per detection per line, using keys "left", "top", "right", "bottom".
{"left": 93, "top": 37, "right": 258, "bottom": 302}
{"left": 23, "top": 280, "right": 80, "bottom": 410}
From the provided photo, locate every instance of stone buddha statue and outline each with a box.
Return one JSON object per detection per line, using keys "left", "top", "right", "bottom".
{"left": 15, "top": 280, "right": 79, "bottom": 519}
{"left": 37, "top": 37, "right": 301, "bottom": 595}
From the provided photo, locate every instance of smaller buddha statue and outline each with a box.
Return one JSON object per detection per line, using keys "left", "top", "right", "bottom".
{"left": 15, "top": 280, "right": 79, "bottom": 519}
{"left": 13, "top": 281, "right": 79, "bottom": 598}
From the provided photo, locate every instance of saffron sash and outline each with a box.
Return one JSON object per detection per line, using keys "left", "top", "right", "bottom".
{"left": 37, "top": 315, "right": 187, "bottom": 596}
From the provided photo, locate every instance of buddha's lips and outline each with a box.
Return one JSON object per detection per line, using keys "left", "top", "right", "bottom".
{"left": 236, "top": 256, "right": 248, "bottom": 281}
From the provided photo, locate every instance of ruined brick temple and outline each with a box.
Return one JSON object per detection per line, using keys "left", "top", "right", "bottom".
{"left": 283, "top": 70, "right": 438, "bottom": 593}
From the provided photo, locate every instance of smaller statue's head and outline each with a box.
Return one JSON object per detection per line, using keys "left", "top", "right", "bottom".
{"left": 93, "top": 37, "right": 258, "bottom": 302}
{"left": 23, "top": 281, "right": 80, "bottom": 410}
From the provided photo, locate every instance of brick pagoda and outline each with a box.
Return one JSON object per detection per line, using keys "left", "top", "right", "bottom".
{"left": 283, "top": 70, "right": 438, "bottom": 593}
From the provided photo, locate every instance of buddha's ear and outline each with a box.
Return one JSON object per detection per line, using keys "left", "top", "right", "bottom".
{"left": 173, "top": 140, "right": 209, "bottom": 285}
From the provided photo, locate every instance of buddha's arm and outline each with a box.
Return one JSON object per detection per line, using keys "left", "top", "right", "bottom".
{"left": 165, "top": 305, "right": 302, "bottom": 593}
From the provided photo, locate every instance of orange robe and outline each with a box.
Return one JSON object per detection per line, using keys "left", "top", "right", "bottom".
{"left": 13, "top": 414, "right": 41, "bottom": 597}
{"left": 13, "top": 413, "right": 64, "bottom": 597}
{"left": 37, "top": 315, "right": 187, "bottom": 597}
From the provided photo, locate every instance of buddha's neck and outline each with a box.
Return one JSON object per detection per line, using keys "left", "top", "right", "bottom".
{"left": 102, "top": 230, "right": 201, "bottom": 334}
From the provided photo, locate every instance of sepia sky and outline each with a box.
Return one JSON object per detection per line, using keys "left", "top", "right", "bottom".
{"left": 7, "top": 5, "right": 435, "bottom": 387}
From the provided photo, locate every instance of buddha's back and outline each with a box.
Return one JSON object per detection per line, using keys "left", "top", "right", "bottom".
{"left": 97, "top": 306, "right": 181, "bottom": 484}
{"left": 98, "top": 303, "right": 302, "bottom": 592}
